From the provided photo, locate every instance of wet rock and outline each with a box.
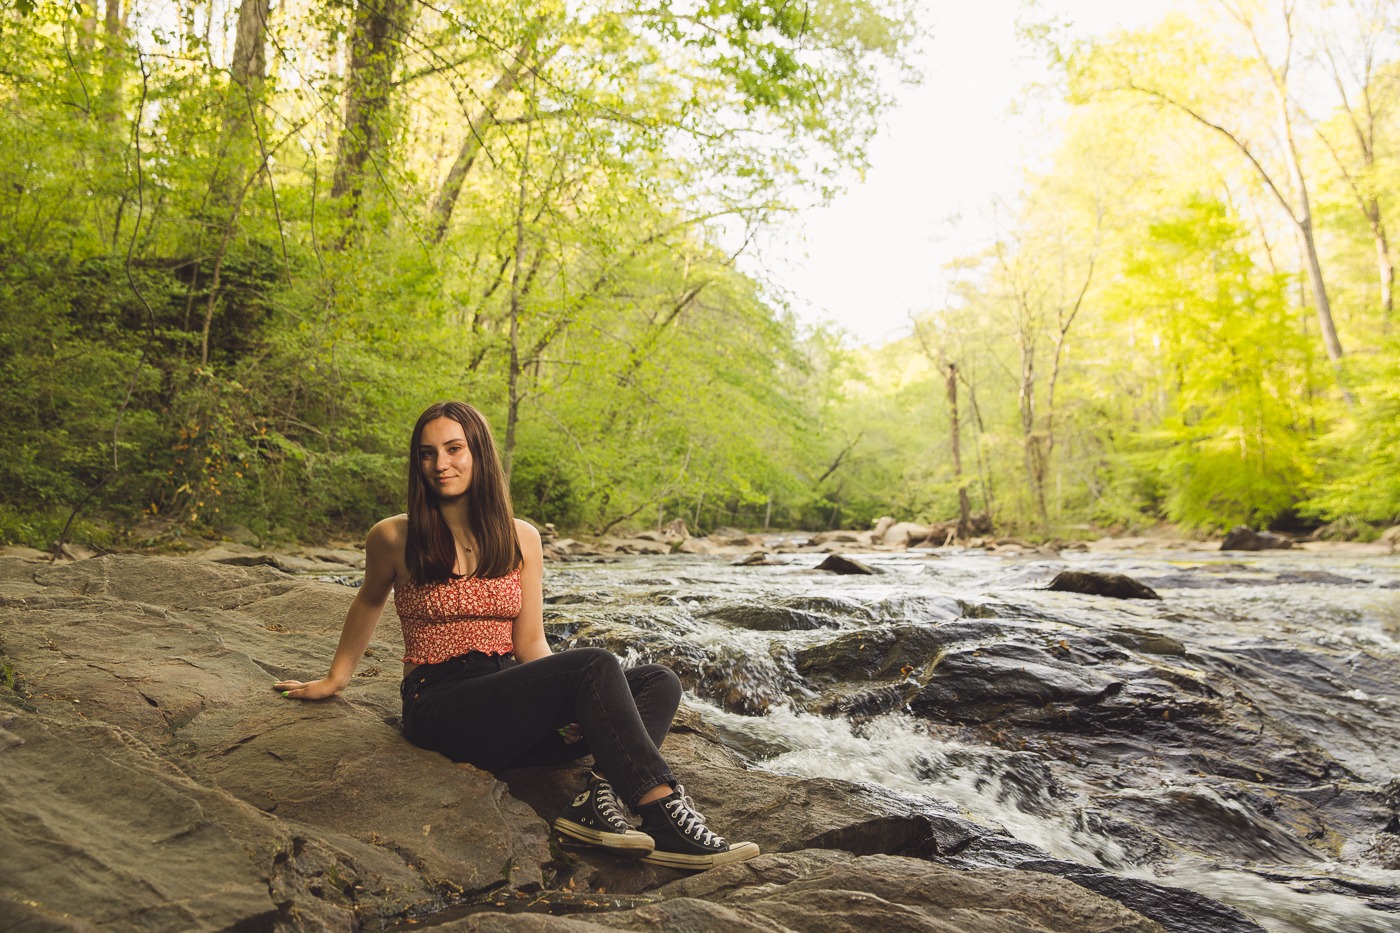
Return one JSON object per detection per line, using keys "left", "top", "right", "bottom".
{"left": 911, "top": 643, "right": 1124, "bottom": 724}
{"left": 437, "top": 850, "right": 1169, "bottom": 931}
{"left": 1011, "top": 860, "right": 1266, "bottom": 933}
{"left": 1274, "top": 570, "right": 1367, "bottom": 585}
{"left": 700, "top": 603, "right": 840, "bottom": 632}
{"left": 796, "top": 623, "right": 950, "bottom": 684}
{"left": 1048, "top": 571, "right": 1161, "bottom": 600}
{"left": 779, "top": 594, "right": 879, "bottom": 621}
{"left": 1104, "top": 627, "right": 1186, "bottom": 657}
{"left": 1221, "top": 527, "right": 1294, "bottom": 551}
{"left": 814, "top": 554, "right": 883, "bottom": 575}
{"left": 731, "top": 551, "right": 778, "bottom": 566}
{"left": 1103, "top": 785, "right": 1320, "bottom": 863}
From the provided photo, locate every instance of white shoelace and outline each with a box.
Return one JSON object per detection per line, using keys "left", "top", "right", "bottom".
{"left": 665, "top": 784, "right": 725, "bottom": 847}
{"left": 593, "top": 779, "right": 630, "bottom": 829}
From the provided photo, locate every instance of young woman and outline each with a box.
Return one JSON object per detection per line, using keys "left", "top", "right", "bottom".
{"left": 273, "top": 401, "right": 758, "bottom": 870}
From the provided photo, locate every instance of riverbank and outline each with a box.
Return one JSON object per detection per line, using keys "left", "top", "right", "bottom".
{"left": 6, "top": 518, "right": 1397, "bottom": 575}
{"left": 4, "top": 547, "right": 1398, "bottom": 931}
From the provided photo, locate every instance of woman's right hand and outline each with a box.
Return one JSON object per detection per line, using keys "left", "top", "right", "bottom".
{"left": 274, "top": 678, "right": 342, "bottom": 700}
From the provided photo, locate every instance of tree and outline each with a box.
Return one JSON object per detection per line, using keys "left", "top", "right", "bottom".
{"left": 1103, "top": 198, "right": 1314, "bottom": 528}
{"left": 1310, "top": 0, "right": 1400, "bottom": 330}
{"left": 330, "top": 0, "right": 415, "bottom": 235}
{"left": 1073, "top": 5, "right": 1349, "bottom": 375}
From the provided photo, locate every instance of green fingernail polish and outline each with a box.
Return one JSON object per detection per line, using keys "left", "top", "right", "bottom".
{"left": 281, "top": 691, "right": 290, "bottom": 697}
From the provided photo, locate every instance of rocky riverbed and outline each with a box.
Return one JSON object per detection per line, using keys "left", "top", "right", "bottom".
{"left": 1, "top": 543, "right": 1398, "bottom": 932}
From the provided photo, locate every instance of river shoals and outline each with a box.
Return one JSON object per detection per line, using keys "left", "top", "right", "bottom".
{"left": 1, "top": 549, "right": 1397, "bottom": 932}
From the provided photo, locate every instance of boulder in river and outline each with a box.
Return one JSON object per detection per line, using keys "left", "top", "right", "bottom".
{"left": 881, "top": 521, "right": 932, "bottom": 547}
{"left": 814, "top": 554, "right": 883, "bottom": 575}
{"left": 1048, "top": 570, "right": 1162, "bottom": 600}
{"left": 1220, "top": 526, "right": 1294, "bottom": 551}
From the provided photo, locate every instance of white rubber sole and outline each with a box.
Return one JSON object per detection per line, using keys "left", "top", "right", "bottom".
{"left": 641, "top": 840, "right": 761, "bottom": 870}
{"left": 552, "top": 818, "right": 655, "bottom": 855}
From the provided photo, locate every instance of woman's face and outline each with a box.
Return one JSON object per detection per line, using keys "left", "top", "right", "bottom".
{"left": 418, "top": 416, "right": 474, "bottom": 498}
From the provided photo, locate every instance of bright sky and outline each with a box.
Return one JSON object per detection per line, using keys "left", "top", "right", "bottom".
{"left": 748, "top": 0, "right": 1175, "bottom": 346}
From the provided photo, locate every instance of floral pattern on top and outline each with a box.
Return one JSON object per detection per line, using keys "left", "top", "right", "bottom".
{"left": 395, "top": 568, "right": 522, "bottom": 663}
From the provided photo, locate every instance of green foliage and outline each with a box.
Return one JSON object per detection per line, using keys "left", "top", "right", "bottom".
{"left": 0, "top": 0, "right": 915, "bottom": 545}
{"left": 1303, "top": 339, "right": 1400, "bottom": 523}
{"left": 1102, "top": 198, "right": 1315, "bottom": 530}
{"left": 6, "top": 0, "right": 1394, "bottom": 544}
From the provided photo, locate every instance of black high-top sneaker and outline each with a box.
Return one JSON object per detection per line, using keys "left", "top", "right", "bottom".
{"left": 552, "top": 775, "right": 654, "bottom": 855}
{"left": 637, "top": 784, "right": 760, "bottom": 870}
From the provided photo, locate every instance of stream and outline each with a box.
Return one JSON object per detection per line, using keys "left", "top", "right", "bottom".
{"left": 536, "top": 545, "right": 1400, "bottom": 933}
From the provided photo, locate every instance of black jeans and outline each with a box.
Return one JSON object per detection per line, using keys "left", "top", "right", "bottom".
{"left": 400, "top": 647, "right": 681, "bottom": 808}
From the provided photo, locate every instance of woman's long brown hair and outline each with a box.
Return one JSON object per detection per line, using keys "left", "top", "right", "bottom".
{"left": 405, "top": 401, "right": 522, "bottom": 583}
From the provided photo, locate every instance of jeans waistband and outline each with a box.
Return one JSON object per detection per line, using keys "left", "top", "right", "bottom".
{"left": 402, "top": 650, "right": 516, "bottom": 696}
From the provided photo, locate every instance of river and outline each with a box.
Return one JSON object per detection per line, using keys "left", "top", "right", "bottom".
{"left": 537, "top": 544, "right": 1400, "bottom": 933}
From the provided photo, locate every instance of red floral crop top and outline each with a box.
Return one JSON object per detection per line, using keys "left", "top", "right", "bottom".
{"left": 394, "top": 568, "right": 522, "bottom": 663}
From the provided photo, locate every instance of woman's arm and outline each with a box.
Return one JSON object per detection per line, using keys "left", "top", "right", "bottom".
{"left": 511, "top": 520, "right": 550, "bottom": 663}
{"left": 274, "top": 518, "right": 401, "bottom": 700}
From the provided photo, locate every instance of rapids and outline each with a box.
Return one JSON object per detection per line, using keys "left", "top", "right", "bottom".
{"left": 541, "top": 545, "right": 1400, "bottom": 933}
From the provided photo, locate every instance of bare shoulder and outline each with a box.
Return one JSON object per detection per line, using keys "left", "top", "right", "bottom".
{"left": 367, "top": 514, "right": 408, "bottom": 549}
{"left": 514, "top": 519, "right": 542, "bottom": 555}
{"left": 369, "top": 512, "right": 408, "bottom": 540}
{"left": 364, "top": 515, "right": 409, "bottom": 586}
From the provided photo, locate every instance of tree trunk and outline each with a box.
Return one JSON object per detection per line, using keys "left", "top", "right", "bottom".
{"left": 946, "top": 362, "right": 972, "bottom": 539}
{"left": 77, "top": 1, "right": 98, "bottom": 53}
{"left": 230, "top": 0, "right": 269, "bottom": 96}
{"left": 213, "top": 0, "right": 270, "bottom": 201}
{"left": 330, "top": 0, "right": 411, "bottom": 231}
{"left": 99, "top": 0, "right": 124, "bottom": 120}
{"left": 1291, "top": 194, "right": 1344, "bottom": 364}
{"left": 503, "top": 120, "right": 533, "bottom": 481}
{"left": 959, "top": 368, "right": 995, "bottom": 533}
{"left": 1262, "top": 17, "right": 1346, "bottom": 369}
{"left": 1370, "top": 203, "right": 1394, "bottom": 331}
{"left": 428, "top": 49, "right": 532, "bottom": 244}
{"left": 1017, "top": 333, "right": 1049, "bottom": 532}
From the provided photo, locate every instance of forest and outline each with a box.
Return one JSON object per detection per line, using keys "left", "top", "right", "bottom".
{"left": 1, "top": 0, "right": 1397, "bottom": 549}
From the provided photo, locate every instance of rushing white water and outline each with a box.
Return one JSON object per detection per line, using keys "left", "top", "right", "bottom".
{"left": 695, "top": 700, "right": 1140, "bottom": 870}
{"left": 692, "top": 700, "right": 1400, "bottom": 933}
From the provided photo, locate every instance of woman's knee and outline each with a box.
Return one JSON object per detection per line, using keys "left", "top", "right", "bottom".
{"left": 569, "top": 646, "right": 621, "bottom": 673}
{"left": 631, "top": 663, "right": 682, "bottom": 701}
